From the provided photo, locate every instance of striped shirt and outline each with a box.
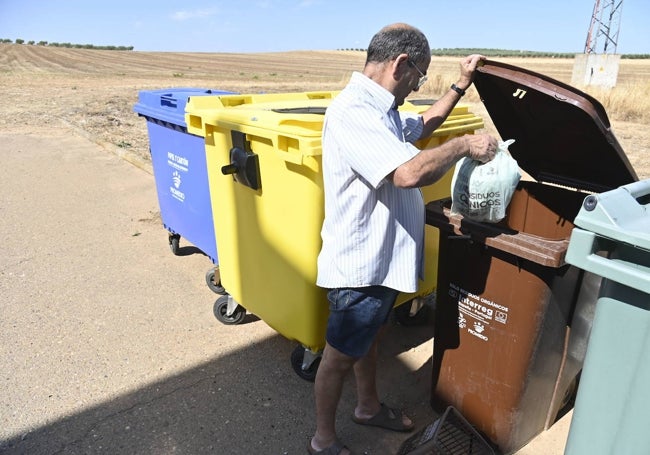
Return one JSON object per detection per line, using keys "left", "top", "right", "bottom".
{"left": 316, "top": 71, "right": 425, "bottom": 293}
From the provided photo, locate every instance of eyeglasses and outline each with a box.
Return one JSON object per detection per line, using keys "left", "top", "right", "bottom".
{"left": 407, "top": 59, "right": 428, "bottom": 90}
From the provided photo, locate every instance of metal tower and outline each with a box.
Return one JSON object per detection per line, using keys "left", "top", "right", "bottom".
{"left": 584, "top": 0, "right": 624, "bottom": 54}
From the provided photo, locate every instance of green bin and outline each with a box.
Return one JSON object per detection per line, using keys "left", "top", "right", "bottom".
{"left": 564, "top": 178, "right": 650, "bottom": 454}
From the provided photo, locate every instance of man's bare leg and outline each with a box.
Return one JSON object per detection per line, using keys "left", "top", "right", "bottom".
{"left": 352, "top": 329, "right": 412, "bottom": 427}
{"left": 311, "top": 342, "right": 355, "bottom": 454}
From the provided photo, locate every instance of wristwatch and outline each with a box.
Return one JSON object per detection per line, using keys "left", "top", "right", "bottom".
{"left": 450, "top": 83, "right": 466, "bottom": 97}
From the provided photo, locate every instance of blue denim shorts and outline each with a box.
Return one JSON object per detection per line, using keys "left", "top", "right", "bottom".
{"left": 325, "top": 286, "right": 399, "bottom": 358}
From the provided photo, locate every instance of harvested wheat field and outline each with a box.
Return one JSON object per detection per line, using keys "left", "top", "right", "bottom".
{"left": 0, "top": 44, "right": 648, "bottom": 178}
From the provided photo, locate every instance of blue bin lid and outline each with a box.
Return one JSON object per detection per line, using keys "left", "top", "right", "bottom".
{"left": 133, "top": 88, "right": 233, "bottom": 127}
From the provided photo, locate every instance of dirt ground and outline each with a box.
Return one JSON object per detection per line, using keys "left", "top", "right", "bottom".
{"left": 0, "top": 132, "right": 572, "bottom": 455}
{"left": 0, "top": 45, "right": 647, "bottom": 454}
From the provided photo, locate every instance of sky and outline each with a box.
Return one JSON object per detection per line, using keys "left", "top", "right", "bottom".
{"left": 1, "top": 0, "right": 648, "bottom": 55}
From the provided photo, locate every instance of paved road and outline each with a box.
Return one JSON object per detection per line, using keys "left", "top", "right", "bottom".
{"left": 0, "top": 129, "right": 570, "bottom": 454}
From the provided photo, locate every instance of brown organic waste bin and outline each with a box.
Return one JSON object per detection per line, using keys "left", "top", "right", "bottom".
{"left": 426, "top": 60, "right": 638, "bottom": 454}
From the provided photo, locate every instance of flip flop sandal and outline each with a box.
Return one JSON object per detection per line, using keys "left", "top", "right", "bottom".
{"left": 351, "top": 403, "right": 415, "bottom": 432}
{"left": 307, "top": 439, "right": 354, "bottom": 455}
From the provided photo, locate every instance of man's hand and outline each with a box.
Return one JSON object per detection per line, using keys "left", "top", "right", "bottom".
{"left": 465, "top": 134, "right": 498, "bottom": 163}
{"left": 457, "top": 54, "right": 486, "bottom": 90}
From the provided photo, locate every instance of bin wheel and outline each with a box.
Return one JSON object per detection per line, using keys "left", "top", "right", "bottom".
{"left": 290, "top": 346, "right": 321, "bottom": 382}
{"left": 213, "top": 295, "right": 246, "bottom": 325}
{"left": 205, "top": 268, "right": 226, "bottom": 294}
{"left": 556, "top": 373, "right": 581, "bottom": 422}
{"left": 168, "top": 234, "right": 181, "bottom": 255}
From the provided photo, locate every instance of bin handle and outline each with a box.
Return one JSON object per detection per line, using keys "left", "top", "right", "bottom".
{"left": 273, "top": 134, "right": 305, "bottom": 165}
{"left": 567, "top": 229, "right": 650, "bottom": 294}
{"left": 448, "top": 234, "right": 471, "bottom": 241}
{"left": 580, "top": 252, "right": 650, "bottom": 295}
{"left": 274, "top": 148, "right": 303, "bottom": 165}
{"left": 160, "top": 95, "right": 178, "bottom": 109}
{"left": 622, "top": 179, "right": 650, "bottom": 200}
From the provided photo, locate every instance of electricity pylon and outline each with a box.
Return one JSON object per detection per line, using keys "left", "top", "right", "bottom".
{"left": 584, "top": 0, "right": 624, "bottom": 54}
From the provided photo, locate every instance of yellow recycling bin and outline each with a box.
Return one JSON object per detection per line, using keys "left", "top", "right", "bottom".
{"left": 186, "top": 93, "right": 483, "bottom": 380}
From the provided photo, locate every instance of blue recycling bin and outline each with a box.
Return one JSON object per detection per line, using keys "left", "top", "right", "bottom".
{"left": 134, "top": 88, "right": 232, "bottom": 266}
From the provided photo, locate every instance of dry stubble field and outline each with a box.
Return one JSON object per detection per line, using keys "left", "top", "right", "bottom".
{"left": 0, "top": 44, "right": 648, "bottom": 179}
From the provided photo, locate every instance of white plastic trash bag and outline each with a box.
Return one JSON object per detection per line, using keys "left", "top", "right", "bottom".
{"left": 450, "top": 139, "right": 521, "bottom": 223}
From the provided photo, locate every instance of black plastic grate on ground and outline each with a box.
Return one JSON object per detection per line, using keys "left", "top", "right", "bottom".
{"left": 396, "top": 406, "right": 495, "bottom": 455}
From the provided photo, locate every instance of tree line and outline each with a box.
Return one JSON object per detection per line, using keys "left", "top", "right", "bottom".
{"left": 2, "top": 40, "right": 647, "bottom": 58}
{"left": 338, "top": 47, "right": 650, "bottom": 59}
{"left": 1, "top": 39, "right": 133, "bottom": 51}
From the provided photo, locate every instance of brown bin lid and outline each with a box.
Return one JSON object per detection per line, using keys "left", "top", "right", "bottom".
{"left": 473, "top": 60, "right": 638, "bottom": 193}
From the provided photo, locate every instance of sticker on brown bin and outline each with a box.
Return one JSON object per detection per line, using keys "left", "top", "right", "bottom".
{"left": 450, "top": 283, "right": 510, "bottom": 343}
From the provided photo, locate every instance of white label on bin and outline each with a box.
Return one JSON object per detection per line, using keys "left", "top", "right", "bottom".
{"left": 449, "top": 283, "right": 510, "bottom": 342}
{"left": 167, "top": 152, "right": 189, "bottom": 171}
{"left": 167, "top": 152, "right": 189, "bottom": 202}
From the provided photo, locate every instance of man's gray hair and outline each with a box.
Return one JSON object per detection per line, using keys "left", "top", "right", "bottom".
{"left": 366, "top": 24, "right": 430, "bottom": 65}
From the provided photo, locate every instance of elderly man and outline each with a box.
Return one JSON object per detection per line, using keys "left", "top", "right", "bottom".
{"left": 309, "top": 23, "right": 497, "bottom": 455}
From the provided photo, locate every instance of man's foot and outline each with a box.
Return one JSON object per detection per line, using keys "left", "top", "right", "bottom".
{"left": 307, "top": 438, "right": 353, "bottom": 455}
{"left": 352, "top": 403, "right": 415, "bottom": 432}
